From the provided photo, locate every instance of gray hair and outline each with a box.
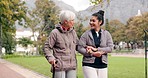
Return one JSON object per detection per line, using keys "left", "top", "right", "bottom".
{"left": 59, "top": 10, "right": 76, "bottom": 23}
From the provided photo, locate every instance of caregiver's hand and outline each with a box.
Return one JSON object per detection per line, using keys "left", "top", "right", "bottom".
{"left": 91, "top": 52, "right": 102, "bottom": 57}
{"left": 92, "top": 51, "right": 105, "bottom": 57}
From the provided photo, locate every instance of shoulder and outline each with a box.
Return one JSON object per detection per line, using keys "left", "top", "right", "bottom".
{"left": 49, "top": 29, "right": 59, "bottom": 37}
{"left": 71, "top": 29, "right": 78, "bottom": 37}
{"left": 101, "top": 29, "right": 112, "bottom": 39}
{"left": 51, "top": 29, "right": 59, "bottom": 33}
{"left": 79, "top": 30, "right": 91, "bottom": 39}
{"left": 83, "top": 30, "right": 91, "bottom": 35}
{"left": 101, "top": 29, "right": 111, "bottom": 35}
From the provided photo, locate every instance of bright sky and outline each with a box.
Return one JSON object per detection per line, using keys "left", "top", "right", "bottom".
{"left": 60, "top": 0, "right": 91, "bottom": 11}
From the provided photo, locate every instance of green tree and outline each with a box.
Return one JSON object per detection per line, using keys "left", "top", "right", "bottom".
{"left": 27, "top": 0, "right": 60, "bottom": 54}
{"left": 125, "top": 12, "right": 148, "bottom": 48}
{"left": 75, "top": 13, "right": 89, "bottom": 38}
{"left": 75, "top": 23, "right": 86, "bottom": 38}
{"left": 126, "top": 13, "right": 148, "bottom": 41}
{"left": 2, "top": 31, "right": 16, "bottom": 54}
{"left": 0, "top": 0, "right": 28, "bottom": 54}
{"left": 34, "top": 0, "right": 59, "bottom": 34}
{"left": 90, "top": 0, "right": 110, "bottom": 5}
{"left": 108, "top": 20, "right": 126, "bottom": 43}
{"left": 17, "top": 37, "right": 33, "bottom": 49}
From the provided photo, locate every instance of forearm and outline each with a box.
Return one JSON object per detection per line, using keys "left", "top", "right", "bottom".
{"left": 77, "top": 46, "right": 92, "bottom": 56}
{"left": 43, "top": 44, "right": 55, "bottom": 62}
{"left": 97, "top": 47, "right": 113, "bottom": 53}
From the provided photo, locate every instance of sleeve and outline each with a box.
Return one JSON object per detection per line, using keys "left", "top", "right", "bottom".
{"left": 74, "top": 31, "right": 79, "bottom": 51}
{"left": 43, "top": 31, "right": 56, "bottom": 62}
{"left": 77, "top": 32, "right": 92, "bottom": 56}
{"left": 97, "top": 31, "right": 114, "bottom": 53}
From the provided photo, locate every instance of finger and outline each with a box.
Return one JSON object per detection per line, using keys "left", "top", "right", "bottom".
{"left": 53, "top": 61, "right": 56, "bottom": 67}
{"left": 86, "top": 48, "right": 89, "bottom": 51}
{"left": 54, "top": 64, "right": 57, "bottom": 67}
{"left": 87, "top": 49, "right": 91, "bottom": 53}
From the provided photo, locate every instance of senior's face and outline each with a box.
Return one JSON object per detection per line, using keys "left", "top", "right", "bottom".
{"left": 89, "top": 16, "right": 101, "bottom": 29}
{"left": 66, "top": 19, "right": 75, "bottom": 28}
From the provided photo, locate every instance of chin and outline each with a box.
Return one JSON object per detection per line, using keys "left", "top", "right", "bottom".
{"left": 90, "top": 26, "right": 95, "bottom": 29}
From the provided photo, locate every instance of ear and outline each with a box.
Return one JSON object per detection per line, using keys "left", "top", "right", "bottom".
{"left": 99, "top": 20, "right": 102, "bottom": 25}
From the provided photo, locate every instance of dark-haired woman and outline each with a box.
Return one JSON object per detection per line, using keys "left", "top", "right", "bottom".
{"left": 77, "top": 10, "right": 113, "bottom": 78}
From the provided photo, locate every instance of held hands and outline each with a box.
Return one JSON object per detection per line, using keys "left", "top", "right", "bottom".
{"left": 86, "top": 46, "right": 105, "bottom": 57}
{"left": 91, "top": 51, "right": 105, "bottom": 57}
{"left": 86, "top": 46, "right": 98, "bottom": 52}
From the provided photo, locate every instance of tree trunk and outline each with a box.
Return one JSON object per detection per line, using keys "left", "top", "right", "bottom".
{"left": 127, "top": 42, "right": 130, "bottom": 51}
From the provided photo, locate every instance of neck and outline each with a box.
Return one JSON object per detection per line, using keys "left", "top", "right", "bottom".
{"left": 94, "top": 27, "right": 101, "bottom": 32}
{"left": 61, "top": 25, "right": 70, "bottom": 31}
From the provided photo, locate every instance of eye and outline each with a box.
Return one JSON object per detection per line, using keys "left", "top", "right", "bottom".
{"left": 90, "top": 19, "right": 95, "bottom": 22}
{"left": 93, "top": 20, "right": 95, "bottom": 22}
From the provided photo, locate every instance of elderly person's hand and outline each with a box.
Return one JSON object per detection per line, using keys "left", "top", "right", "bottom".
{"left": 49, "top": 60, "right": 57, "bottom": 67}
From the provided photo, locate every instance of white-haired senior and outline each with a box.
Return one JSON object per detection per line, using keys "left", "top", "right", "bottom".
{"left": 43, "top": 10, "right": 78, "bottom": 78}
{"left": 59, "top": 10, "right": 76, "bottom": 25}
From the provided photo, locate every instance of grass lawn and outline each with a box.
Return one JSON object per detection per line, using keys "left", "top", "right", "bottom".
{"left": 5, "top": 55, "right": 145, "bottom": 78}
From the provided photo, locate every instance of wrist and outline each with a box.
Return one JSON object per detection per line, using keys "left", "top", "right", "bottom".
{"left": 92, "top": 48, "right": 98, "bottom": 52}
{"left": 100, "top": 51, "right": 105, "bottom": 55}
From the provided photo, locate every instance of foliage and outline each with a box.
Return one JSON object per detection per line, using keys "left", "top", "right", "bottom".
{"left": 34, "top": 0, "right": 60, "bottom": 35}
{"left": 75, "top": 23, "right": 87, "bottom": 38}
{"left": 90, "top": 0, "right": 110, "bottom": 5}
{"left": 2, "top": 31, "right": 16, "bottom": 54}
{"left": 106, "top": 12, "right": 148, "bottom": 45}
{"left": 0, "top": 0, "right": 28, "bottom": 27}
{"left": 17, "top": 37, "right": 33, "bottom": 48}
{"left": 26, "top": 0, "right": 60, "bottom": 55}
{"left": 0, "top": 0, "right": 29, "bottom": 54}
{"left": 75, "top": 13, "right": 89, "bottom": 38}
{"left": 107, "top": 20, "right": 126, "bottom": 43}
{"left": 126, "top": 12, "right": 148, "bottom": 42}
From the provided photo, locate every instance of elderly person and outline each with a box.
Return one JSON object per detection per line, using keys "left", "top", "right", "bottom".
{"left": 77, "top": 10, "right": 114, "bottom": 78}
{"left": 43, "top": 10, "right": 78, "bottom": 78}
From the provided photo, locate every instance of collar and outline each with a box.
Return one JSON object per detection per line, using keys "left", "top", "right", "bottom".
{"left": 89, "top": 29, "right": 103, "bottom": 40}
{"left": 91, "top": 29, "right": 102, "bottom": 34}
{"left": 55, "top": 23, "right": 74, "bottom": 33}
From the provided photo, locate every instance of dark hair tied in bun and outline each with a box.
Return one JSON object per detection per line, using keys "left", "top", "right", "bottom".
{"left": 92, "top": 10, "right": 104, "bottom": 26}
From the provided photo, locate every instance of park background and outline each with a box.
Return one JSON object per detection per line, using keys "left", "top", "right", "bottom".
{"left": 0, "top": 0, "right": 148, "bottom": 78}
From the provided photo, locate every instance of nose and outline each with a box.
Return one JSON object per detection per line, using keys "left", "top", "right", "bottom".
{"left": 89, "top": 21, "right": 93, "bottom": 25}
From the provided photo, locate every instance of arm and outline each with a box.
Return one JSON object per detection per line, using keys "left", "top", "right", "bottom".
{"left": 77, "top": 33, "right": 92, "bottom": 56}
{"left": 43, "top": 31, "right": 56, "bottom": 63}
{"left": 97, "top": 31, "right": 114, "bottom": 53}
{"left": 74, "top": 31, "right": 79, "bottom": 51}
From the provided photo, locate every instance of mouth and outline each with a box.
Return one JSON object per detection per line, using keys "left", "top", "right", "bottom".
{"left": 90, "top": 25, "right": 95, "bottom": 29}
{"left": 90, "top": 24, "right": 95, "bottom": 27}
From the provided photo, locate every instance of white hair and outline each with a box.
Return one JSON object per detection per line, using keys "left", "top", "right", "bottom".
{"left": 59, "top": 10, "right": 76, "bottom": 23}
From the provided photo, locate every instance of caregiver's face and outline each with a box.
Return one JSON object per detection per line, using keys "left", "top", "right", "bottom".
{"left": 89, "top": 16, "right": 101, "bottom": 29}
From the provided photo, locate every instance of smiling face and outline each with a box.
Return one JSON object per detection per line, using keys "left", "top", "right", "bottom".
{"left": 63, "top": 19, "right": 75, "bottom": 28}
{"left": 89, "top": 16, "right": 102, "bottom": 30}
{"left": 59, "top": 10, "right": 76, "bottom": 28}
